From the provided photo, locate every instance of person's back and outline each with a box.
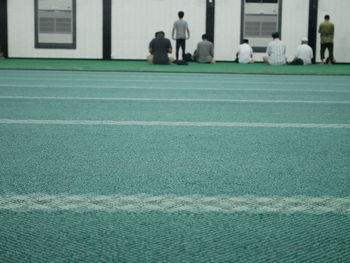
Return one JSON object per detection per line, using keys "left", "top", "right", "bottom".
{"left": 295, "top": 43, "right": 313, "bottom": 65}
{"left": 318, "top": 15, "right": 335, "bottom": 64}
{"left": 172, "top": 11, "right": 190, "bottom": 61}
{"left": 173, "top": 19, "right": 188, "bottom": 40}
{"left": 266, "top": 34, "right": 286, "bottom": 65}
{"left": 237, "top": 41, "right": 253, "bottom": 64}
{"left": 319, "top": 20, "right": 334, "bottom": 44}
{"left": 149, "top": 34, "right": 172, "bottom": 65}
{"left": 197, "top": 36, "right": 214, "bottom": 63}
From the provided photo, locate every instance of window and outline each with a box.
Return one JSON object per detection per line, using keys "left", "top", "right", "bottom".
{"left": 241, "top": 0, "right": 282, "bottom": 52}
{"left": 35, "top": 0, "right": 76, "bottom": 49}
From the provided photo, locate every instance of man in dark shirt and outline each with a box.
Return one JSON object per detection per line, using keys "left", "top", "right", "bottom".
{"left": 148, "top": 31, "right": 174, "bottom": 65}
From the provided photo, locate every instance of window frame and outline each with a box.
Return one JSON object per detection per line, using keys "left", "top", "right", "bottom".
{"left": 34, "top": 0, "right": 76, "bottom": 49}
{"left": 240, "top": 0, "right": 282, "bottom": 53}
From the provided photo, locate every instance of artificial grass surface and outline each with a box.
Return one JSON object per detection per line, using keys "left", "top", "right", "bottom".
{"left": 1, "top": 70, "right": 349, "bottom": 262}
{"left": 0, "top": 58, "right": 350, "bottom": 75}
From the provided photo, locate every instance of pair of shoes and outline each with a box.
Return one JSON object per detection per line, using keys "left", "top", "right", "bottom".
{"left": 326, "top": 58, "right": 336, "bottom": 64}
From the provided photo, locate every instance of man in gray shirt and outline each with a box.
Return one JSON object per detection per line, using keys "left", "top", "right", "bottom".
{"left": 172, "top": 11, "right": 190, "bottom": 61}
{"left": 148, "top": 31, "right": 174, "bottom": 65}
{"left": 195, "top": 34, "right": 215, "bottom": 63}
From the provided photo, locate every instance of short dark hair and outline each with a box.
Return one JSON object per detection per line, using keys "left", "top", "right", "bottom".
{"left": 158, "top": 31, "right": 165, "bottom": 37}
{"left": 325, "top": 15, "right": 330, "bottom": 20}
{"left": 155, "top": 31, "right": 160, "bottom": 37}
{"left": 202, "top": 34, "right": 207, "bottom": 40}
{"left": 272, "top": 32, "right": 280, "bottom": 39}
{"left": 243, "top": 39, "right": 249, "bottom": 44}
{"left": 178, "top": 11, "right": 184, "bottom": 18}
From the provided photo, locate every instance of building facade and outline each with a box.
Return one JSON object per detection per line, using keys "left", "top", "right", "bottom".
{"left": 2, "top": 0, "right": 349, "bottom": 62}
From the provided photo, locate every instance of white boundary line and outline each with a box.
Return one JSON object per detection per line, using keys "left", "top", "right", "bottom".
{"left": 0, "top": 96, "right": 349, "bottom": 104}
{"left": 0, "top": 84, "right": 349, "bottom": 93}
{"left": 1, "top": 119, "right": 349, "bottom": 129}
{"left": 1, "top": 76, "right": 350, "bottom": 86}
{"left": 1, "top": 194, "right": 349, "bottom": 214}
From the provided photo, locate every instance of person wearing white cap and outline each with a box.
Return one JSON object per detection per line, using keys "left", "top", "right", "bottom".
{"left": 289, "top": 37, "right": 314, "bottom": 65}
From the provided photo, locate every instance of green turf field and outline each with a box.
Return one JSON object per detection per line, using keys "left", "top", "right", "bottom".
{"left": 0, "top": 69, "right": 349, "bottom": 262}
{"left": 1, "top": 58, "right": 350, "bottom": 75}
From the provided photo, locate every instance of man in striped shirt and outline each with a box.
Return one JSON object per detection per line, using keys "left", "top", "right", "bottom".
{"left": 263, "top": 32, "right": 287, "bottom": 65}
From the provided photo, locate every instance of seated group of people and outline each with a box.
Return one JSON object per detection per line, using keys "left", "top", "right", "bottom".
{"left": 237, "top": 33, "right": 313, "bottom": 65}
{"left": 147, "top": 13, "right": 336, "bottom": 66}
{"left": 147, "top": 31, "right": 313, "bottom": 66}
{"left": 148, "top": 32, "right": 215, "bottom": 65}
{"left": 262, "top": 32, "right": 314, "bottom": 66}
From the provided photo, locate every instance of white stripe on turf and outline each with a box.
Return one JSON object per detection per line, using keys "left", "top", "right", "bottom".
{"left": 0, "top": 119, "right": 349, "bottom": 128}
{"left": 1, "top": 76, "right": 350, "bottom": 86}
{"left": 0, "top": 96, "right": 349, "bottom": 104}
{"left": 1, "top": 84, "right": 349, "bottom": 93}
{"left": 0, "top": 194, "right": 349, "bottom": 214}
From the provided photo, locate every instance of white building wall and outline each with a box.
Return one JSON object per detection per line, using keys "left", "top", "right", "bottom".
{"left": 6, "top": 0, "right": 350, "bottom": 62}
{"left": 280, "top": 0, "right": 309, "bottom": 62}
{"left": 214, "top": 0, "right": 310, "bottom": 62}
{"left": 214, "top": 0, "right": 241, "bottom": 61}
{"left": 111, "top": 0, "right": 206, "bottom": 60}
{"left": 317, "top": 0, "right": 350, "bottom": 63}
{"left": 8, "top": 0, "right": 103, "bottom": 59}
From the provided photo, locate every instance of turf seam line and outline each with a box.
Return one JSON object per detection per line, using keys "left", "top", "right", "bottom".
{"left": 4, "top": 76, "right": 350, "bottom": 87}
{"left": 1, "top": 119, "right": 349, "bottom": 128}
{"left": 1, "top": 84, "right": 349, "bottom": 93}
{"left": 2, "top": 77, "right": 350, "bottom": 87}
{"left": 0, "top": 96, "right": 349, "bottom": 104}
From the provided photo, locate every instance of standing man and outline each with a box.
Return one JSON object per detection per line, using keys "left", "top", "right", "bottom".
{"left": 236, "top": 39, "right": 254, "bottom": 64}
{"left": 172, "top": 11, "right": 190, "bottom": 62}
{"left": 148, "top": 31, "right": 174, "bottom": 65}
{"left": 289, "top": 37, "right": 313, "bottom": 65}
{"left": 195, "top": 34, "right": 215, "bottom": 63}
{"left": 263, "top": 32, "right": 287, "bottom": 65}
{"left": 318, "top": 15, "right": 335, "bottom": 64}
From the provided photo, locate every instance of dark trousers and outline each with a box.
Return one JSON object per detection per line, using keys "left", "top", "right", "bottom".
{"left": 289, "top": 58, "right": 304, "bottom": 65}
{"left": 320, "top": 43, "right": 334, "bottom": 63}
{"left": 176, "top": 39, "right": 186, "bottom": 61}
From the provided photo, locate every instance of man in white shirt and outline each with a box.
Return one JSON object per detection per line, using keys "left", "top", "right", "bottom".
{"left": 289, "top": 37, "right": 314, "bottom": 65}
{"left": 236, "top": 39, "right": 254, "bottom": 64}
{"left": 263, "top": 32, "right": 287, "bottom": 65}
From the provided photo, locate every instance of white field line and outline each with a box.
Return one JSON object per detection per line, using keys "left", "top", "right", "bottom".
{"left": 0, "top": 84, "right": 349, "bottom": 93}
{"left": 1, "top": 76, "right": 350, "bottom": 86}
{"left": 0, "top": 96, "right": 349, "bottom": 104}
{"left": 2, "top": 70, "right": 350, "bottom": 80}
{"left": 1, "top": 119, "right": 349, "bottom": 129}
{"left": 1, "top": 194, "right": 349, "bottom": 214}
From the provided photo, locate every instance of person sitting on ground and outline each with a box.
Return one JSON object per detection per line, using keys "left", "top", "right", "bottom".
{"left": 147, "top": 31, "right": 174, "bottom": 65}
{"left": 263, "top": 32, "right": 287, "bottom": 65}
{"left": 236, "top": 39, "right": 254, "bottom": 64}
{"left": 195, "top": 34, "right": 215, "bottom": 64}
{"left": 289, "top": 37, "right": 313, "bottom": 65}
